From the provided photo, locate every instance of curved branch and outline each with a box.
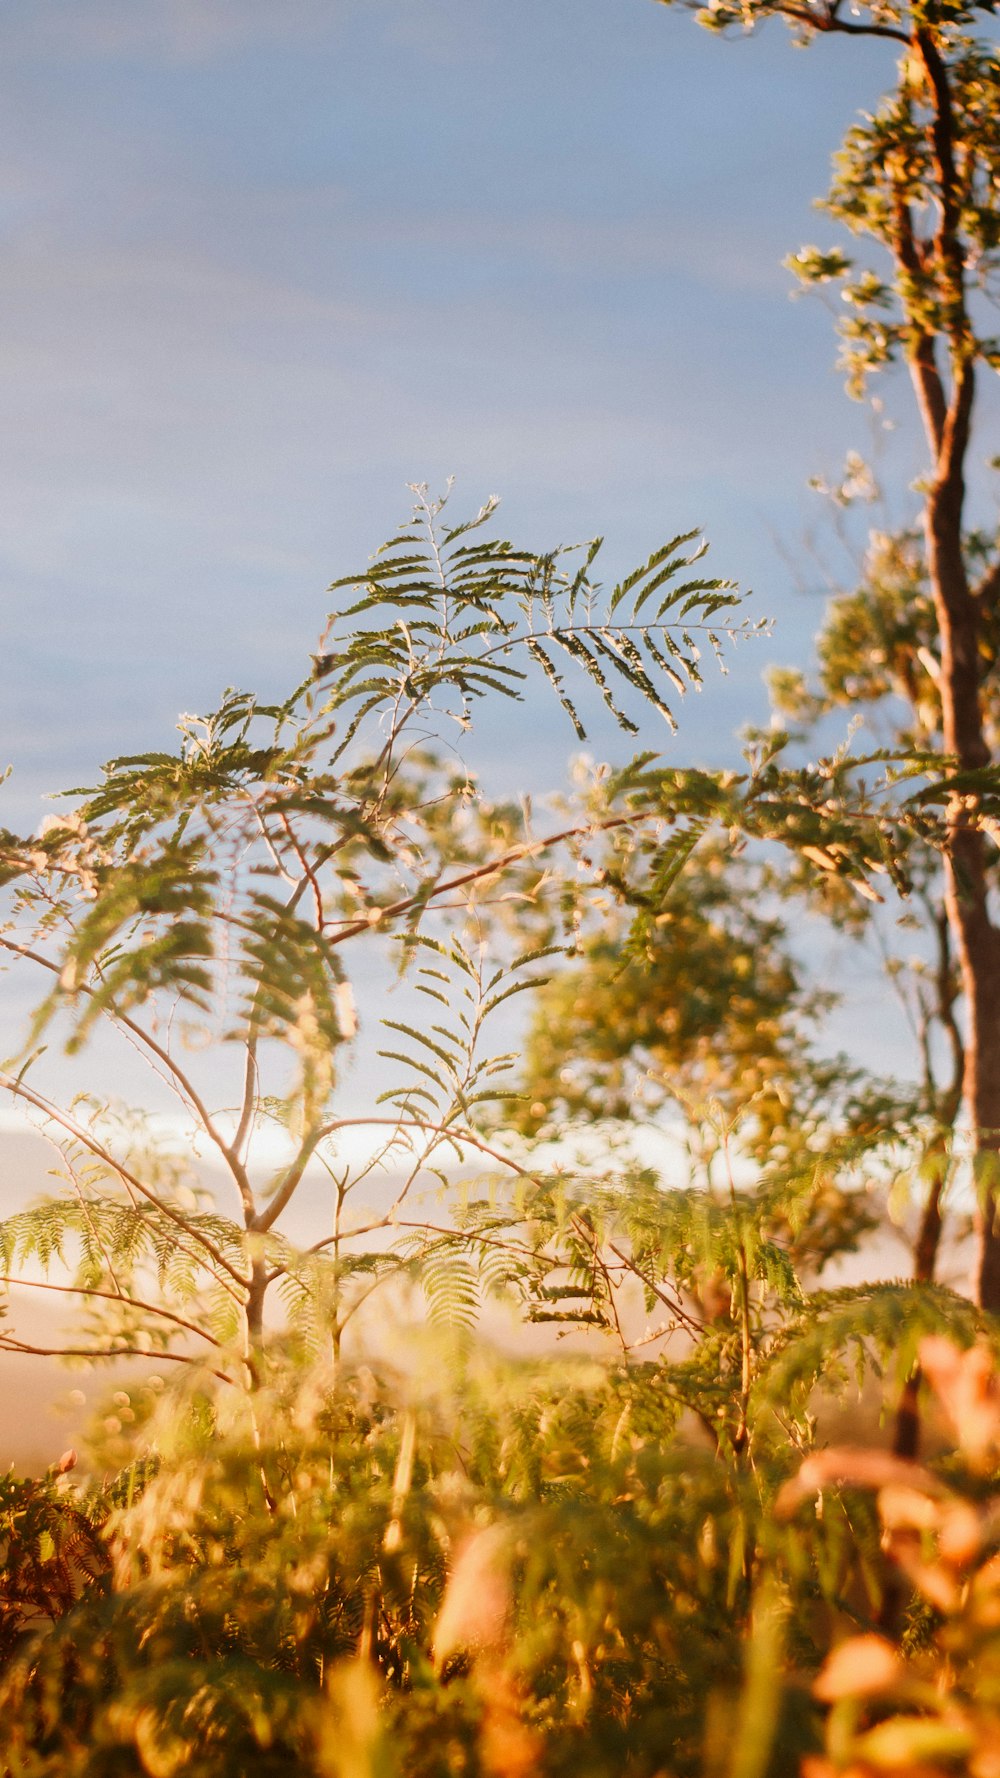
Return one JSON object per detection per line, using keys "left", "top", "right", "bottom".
{"left": 323, "top": 813, "right": 645, "bottom": 948}
{"left": 0, "top": 1275, "right": 225, "bottom": 1350}
{"left": 0, "top": 936, "right": 257, "bottom": 1221}
{"left": 914, "top": 26, "right": 968, "bottom": 319}
{"left": 0, "top": 1335, "right": 234, "bottom": 1386}
{"left": 0, "top": 1070, "right": 248, "bottom": 1294}
{"left": 718, "top": 0, "right": 909, "bottom": 43}
{"left": 892, "top": 196, "right": 948, "bottom": 457}
{"left": 258, "top": 1114, "right": 520, "bottom": 1248}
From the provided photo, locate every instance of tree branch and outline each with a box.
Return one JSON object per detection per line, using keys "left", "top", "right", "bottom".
{"left": 0, "top": 935, "right": 258, "bottom": 1222}
{"left": 0, "top": 1275, "right": 226, "bottom": 1350}
{"left": 323, "top": 814, "right": 644, "bottom": 948}
{"left": 0, "top": 1070, "right": 248, "bottom": 1294}
{"left": 0, "top": 1335, "right": 233, "bottom": 1386}
{"left": 892, "top": 197, "right": 948, "bottom": 458}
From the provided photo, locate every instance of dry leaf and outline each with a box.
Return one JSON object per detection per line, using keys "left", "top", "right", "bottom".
{"left": 813, "top": 1634, "right": 901, "bottom": 1701}
{"left": 776, "top": 1447, "right": 943, "bottom": 1518}
{"left": 919, "top": 1339, "right": 1000, "bottom": 1470}
{"left": 432, "top": 1525, "right": 512, "bottom": 1667}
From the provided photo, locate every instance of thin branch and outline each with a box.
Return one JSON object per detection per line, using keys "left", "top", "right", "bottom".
{"left": 476, "top": 619, "right": 749, "bottom": 673}
{"left": 892, "top": 197, "right": 948, "bottom": 458}
{"left": 394, "top": 1220, "right": 549, "bottom": 1266}
{"left": 233, "top": 1032, "right": 260, "bottom": 1167}
{"left": 322, "top": 814, "right": 643, "bottom": 947}
{"left": 808, "top": 0, "right": 910, "bottom": 43}
{"left": 605, "top": 1240, "right": 706, "bottom": 1336}
{"left": 687, "top": 0, "right": 909, "bottom": 46}
{"left": 264, "top": 1130, "right": 421, "bottom": 1284}
{"left": 258, "top": 1085, "right": 583, "bottom": 1241}
{"left": 0, "top": 1275, "right": 225, "bottom": 1349}
{"left": 248, "top": 804, "right": 299, "bottom": 888}
{"left": 279, "top": 810, "right": 326, "bottom": 930}
{"left": 0, "top": 1070, "right": 248, "bottom": 1294}
{"left": 817, "top": 17, "right": 910, "bottom": 42}
{"left": 252, "top": 1126, "right": 326, "bottom": 1233}
{"left": 334, "top": 1261, "right": 409, "bottom": 1334}
{"left": 0, "top": 935, "right": 258, "bottom": 1221}
{"left": 0, "top": 1335, "right": 233, "bottom": 1386}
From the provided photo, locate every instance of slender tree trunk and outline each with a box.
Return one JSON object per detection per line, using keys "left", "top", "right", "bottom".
{"left": 245, "top": 1255, "right": 268, "bottom": 1357}
{"left": 946, "top": 849, "right": 1000, "bottom": 1311}
{"left": 920, "top": 382, "right": 1000, "bottom": 1309}
{"left": 894, "top": 1148, "right": 949, "bottom": 1459}
{"left": 897, "top": 27, "right": 1000, "bottom": 1312}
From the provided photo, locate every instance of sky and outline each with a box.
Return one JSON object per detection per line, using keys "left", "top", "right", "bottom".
{"left": 5, "top": 0, "right": 1000, "bottom": 1450}
{"left": 3, "top": 2, "right": 999, "bottom": 1101}
{"left": 1, "top": 0, "right": 937, "bottom": 830}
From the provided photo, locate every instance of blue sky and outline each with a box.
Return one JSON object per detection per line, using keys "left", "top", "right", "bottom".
{"left": 4, "top": 0, "right": 1000, "bottom": 1117}
{"left": 4, "top": 3, "right": 1000, "bottom": 1418}
{"left": 0, "top": 0, "right": 938, "bottom": 835}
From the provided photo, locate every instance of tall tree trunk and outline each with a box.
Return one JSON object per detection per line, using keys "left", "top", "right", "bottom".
{"left": 903, "top": 25, "right": 1000, "bottom": 1311}
{"left": 920, "top": 374, "right": 1000, "bottom": 1310}
{"left": 245, "top": 1254, "right": 268, "bottom": 1371}
{"left": 894, "top": 1146, "right": 951, "bottom": 1459}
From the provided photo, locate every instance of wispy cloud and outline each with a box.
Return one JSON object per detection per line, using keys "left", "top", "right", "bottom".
{"left": 0, "top": 0, "right": 865, "bottom": 844}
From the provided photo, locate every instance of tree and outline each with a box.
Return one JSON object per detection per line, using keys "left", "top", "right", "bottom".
{"left": 0, "top": 493, "right": 753, "bottom": 1381}
{"left": 770, "top": 517, "right": 975, "bottom": 1293}
{"left": 6, "top": 7, "right": 1000, "bottom": 1767}
{"left": 653, "top": 0, "right": 1000, "bottom": 1306}
{"left": 511, "top": 837, "right": 819, "bottom": 1145}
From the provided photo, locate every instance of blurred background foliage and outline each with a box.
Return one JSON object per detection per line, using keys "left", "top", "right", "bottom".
{"left": 3, "top": 0, "right": 1000, "bottom": 1770}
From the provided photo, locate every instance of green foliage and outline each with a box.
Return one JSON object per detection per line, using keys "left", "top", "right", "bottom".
{"left": 676, "top": 0, "right": 1000, "bottom": 423}
{"left": 781, "top": 1335, "right": 1000, "bottom": 1778}
{"left": 0, "top": 481, "right": 996, "bottom": 1775}
{"left": 0, "top": 491, "right": 762, "bottom": 1380}
{"left": 5, "top": 1331, "right": 998, "bottom": 1778}
{"left": 2, "top": 0, "right": 1000, "bottom": 1768}
{"left": 510, "top": 842, "right": 813, "bottom": 1137}
{"left": 0, "top": 1352, "right": 848, "bottom": 1776}
{"left": 315, "top": 507, "right": 751, "bottom": 744}
{"left": 0, "top": 1463, "right": 108, "bottom": 1671}
{"left": 0, "top": 470, "right": 987, "bottom": 1770}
